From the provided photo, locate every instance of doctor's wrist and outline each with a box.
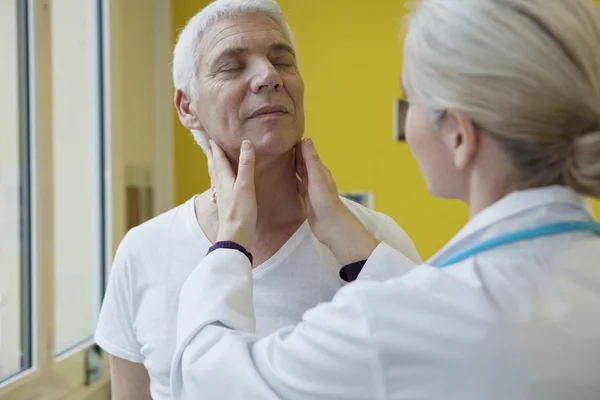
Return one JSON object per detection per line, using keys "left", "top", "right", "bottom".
{"left": 324, "top": 219, "right": 379, "bottom": 266}
{"left": 216, "top": 225, "right": 252, "bottom": 249}
{"left": 329, "top": 237, "right": 378, "bottom": 266}
{"left": 208, "top": 241, "right": 254, "bottom": 265}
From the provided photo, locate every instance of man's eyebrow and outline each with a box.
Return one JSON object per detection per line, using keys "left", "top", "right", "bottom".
{"left": 269, "top": 42, "right": 296, "bottom": 57}
{"left": 209, "top": 43, "right": 296, "bottom": 70}
{"left": 210, "top": 47, "right": 247, "bottom": 69}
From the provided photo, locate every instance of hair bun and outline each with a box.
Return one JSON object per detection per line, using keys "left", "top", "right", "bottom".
{"left": 564, "top": 127, "right": 600, "bottom": 198}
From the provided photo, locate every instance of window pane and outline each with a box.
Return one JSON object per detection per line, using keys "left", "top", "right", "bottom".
{"left": 52, "top": 0, "right": 105, "bottom": 355}
{"left": 0, "top": 0, "right": 32, "bottom": 381}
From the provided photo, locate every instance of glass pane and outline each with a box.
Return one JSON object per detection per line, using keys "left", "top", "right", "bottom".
{"left": 52, "top": 0, "right": 104, "bottom": 355}
{"left": 0, "top": 0, "right": 32, "bottom": 381}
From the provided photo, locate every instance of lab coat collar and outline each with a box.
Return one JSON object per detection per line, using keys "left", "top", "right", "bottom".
{"left": 427, "top": 185, "right": 591, "bottom": 265}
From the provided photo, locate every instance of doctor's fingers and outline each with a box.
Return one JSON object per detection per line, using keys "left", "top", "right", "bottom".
{"left": 205, "top": 139, "right": 213, "bottom": 170}
{"left": 209, "top": 140, "right": 236, "bottom": 188}
{"left": 300, "top": 139, "right": 338, "bottom": 194}
{"left": 235, "top": 141, "right": 256, "bottom": 192}
{"left": 294, "top": 143, "right": 307, "bottom": 181}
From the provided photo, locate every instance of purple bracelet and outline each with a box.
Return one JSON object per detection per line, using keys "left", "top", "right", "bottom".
{"left": 207, "top": 241, "right": 254, "bottom": 265}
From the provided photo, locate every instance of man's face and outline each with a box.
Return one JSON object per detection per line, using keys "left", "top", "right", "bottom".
{"left": 191, "top": 14, "right": 304, "bottom": 156}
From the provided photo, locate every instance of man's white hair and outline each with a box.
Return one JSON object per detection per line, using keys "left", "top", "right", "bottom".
{"left": 172, "top": 0, "right": 295, "bottom": 100}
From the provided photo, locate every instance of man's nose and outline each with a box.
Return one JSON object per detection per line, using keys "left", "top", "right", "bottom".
{"left": 251, "top": 63, "right": 283, "bottom": 93}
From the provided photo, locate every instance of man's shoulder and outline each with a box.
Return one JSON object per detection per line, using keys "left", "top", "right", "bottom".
{"left": 340, "top": 196, "right": 390, "bottom": 233}
{"left": 122, "top": 198, "right": 194, "bottom": 255}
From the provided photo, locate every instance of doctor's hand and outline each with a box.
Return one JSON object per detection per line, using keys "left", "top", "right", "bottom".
{"left": 295, "top": 139, "right": 380, "bottom": 265}
{"left": 208, "top": 140, "right": 257, "bottom": 249}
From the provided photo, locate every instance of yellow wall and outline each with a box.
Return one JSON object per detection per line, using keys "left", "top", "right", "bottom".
{"left": 281, "top": 0, "right": 469, "bottom": 257}
{"left": 172, "top": 0, "right": 599, "bottom": 258}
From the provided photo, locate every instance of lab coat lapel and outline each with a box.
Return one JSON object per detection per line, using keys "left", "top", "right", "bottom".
{"left": 427, "top": 186, "right": 587, "bottom": 266}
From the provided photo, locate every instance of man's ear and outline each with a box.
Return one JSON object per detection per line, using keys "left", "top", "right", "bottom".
{"left": 175, "top": 89, "right": 204, "bottom": 131}
{"left": 443, "top": 111, "right": 479, "bottom": 170}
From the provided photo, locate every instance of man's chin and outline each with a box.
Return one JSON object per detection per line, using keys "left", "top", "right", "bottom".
{"left": 249, "top": 131, "right": 302, "bottom": 155}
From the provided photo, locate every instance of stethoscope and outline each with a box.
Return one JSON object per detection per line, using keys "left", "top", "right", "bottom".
{"left": 434, "top": 221, "right": 600, "bottom": 268}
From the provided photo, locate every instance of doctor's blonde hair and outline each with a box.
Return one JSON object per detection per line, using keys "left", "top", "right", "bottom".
{"left": 403, "top": 0, "right": 600, "bottom": 198}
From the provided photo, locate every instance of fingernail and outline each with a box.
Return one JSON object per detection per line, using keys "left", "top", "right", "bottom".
{"left": 242, "top": 140, "right": 251, "bottom": 151}
{"left": 305, "top": 138, "right": 313, "bottom": 147}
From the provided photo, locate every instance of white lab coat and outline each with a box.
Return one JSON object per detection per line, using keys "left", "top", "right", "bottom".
{"left": 170, "top": 186, "right": 600, "bottom": 400}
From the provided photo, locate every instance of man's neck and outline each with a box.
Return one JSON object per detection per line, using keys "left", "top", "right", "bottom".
{"left": 251, "top": 150, "right": 306, "bottom": 230}
{"left": 197, "top": 149, "right": 305, "bottom": 235}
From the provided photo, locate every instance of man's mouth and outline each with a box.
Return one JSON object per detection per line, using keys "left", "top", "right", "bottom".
{"left": 250, "top": 105, "right": 289, "bottom": 118}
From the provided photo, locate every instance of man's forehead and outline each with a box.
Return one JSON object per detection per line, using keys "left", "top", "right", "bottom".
{"left": 200, "top": 16, "right": 293, "bottom": 62}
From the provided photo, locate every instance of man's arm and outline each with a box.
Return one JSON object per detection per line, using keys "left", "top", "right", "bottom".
{"left": 95, "top": 232, "right": 149, "bottom": 398}
{"left": 109, "top": 356, "right": 151, "bottom": 400}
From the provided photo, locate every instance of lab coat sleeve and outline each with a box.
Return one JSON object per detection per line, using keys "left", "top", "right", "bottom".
{"left": 357, "top": 241, "right": 418, "bottom": 282}
{"left": 375, "top": 214, "right": 422, "bottom": 264}
{"left": 171, "top": 249, "right": 385, "bottom": 400}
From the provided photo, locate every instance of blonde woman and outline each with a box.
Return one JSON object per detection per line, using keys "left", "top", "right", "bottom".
{"left": 171, "top": 0, "right": 600, "bottom": 399}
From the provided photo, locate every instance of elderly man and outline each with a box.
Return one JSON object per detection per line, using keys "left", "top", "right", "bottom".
{"left": 95, "top": 0, "right": 421, "bottom": 399}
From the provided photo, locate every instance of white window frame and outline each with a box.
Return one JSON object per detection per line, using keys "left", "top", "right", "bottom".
{"left": 0, "top": 0, "right": 173, "bottom": 398}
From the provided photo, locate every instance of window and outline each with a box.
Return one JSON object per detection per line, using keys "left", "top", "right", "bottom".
{"left": 1, "top": 0, "right": 109, "bottom": 394}
{"left": 52, "top": 0, "right": 106, "bottom": 357}
{"left": 0, "top": 0, "right": 173, "bottom": 395}
{"left": 0, "top": 0, "right": 32, "bottom": 383}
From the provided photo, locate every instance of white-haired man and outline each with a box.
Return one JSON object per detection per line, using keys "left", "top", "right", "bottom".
{"left": 95, "top": 0, "right": 421, "bottom": 398}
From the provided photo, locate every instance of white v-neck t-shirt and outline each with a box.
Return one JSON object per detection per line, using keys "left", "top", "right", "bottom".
{"left": 95, "top": 196, "right": 421, "bottom": 400}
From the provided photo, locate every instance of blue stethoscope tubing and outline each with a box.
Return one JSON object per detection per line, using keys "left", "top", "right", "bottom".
{"left": 435, "top": 221, "right": 600, "bottom": 268}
